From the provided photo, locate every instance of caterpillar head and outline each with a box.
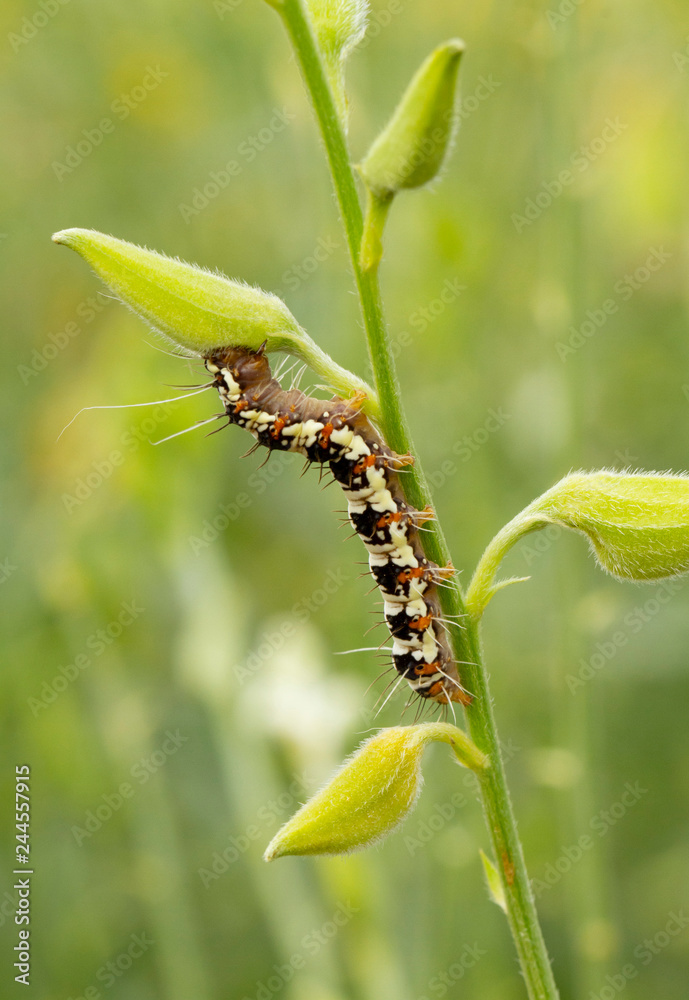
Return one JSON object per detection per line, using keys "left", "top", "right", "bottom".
{"left": 215, "top": 345, "right": 272, "bottom": 390}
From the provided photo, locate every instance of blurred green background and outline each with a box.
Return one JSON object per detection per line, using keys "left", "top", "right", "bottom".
{"left": 2, "top": 0, "right": 689, "bottom": 997}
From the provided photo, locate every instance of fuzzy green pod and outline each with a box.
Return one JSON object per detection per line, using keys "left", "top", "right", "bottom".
{"left": 467, "top": 470, "right": 689, "bottom": 619}
{"left": 52, "top": 228, "right": 304, "bottom": 356}
{"left": 530, "top": 471, "right": 689, "bottom": 581}
{"left": 358, "top": 39, "right": 465, "bottom": 197}
{"left": 52, "top": 228, "right": 376, "bottom": 407}
{"left": 264, "top": 723, "right": 488, "bottom": 860}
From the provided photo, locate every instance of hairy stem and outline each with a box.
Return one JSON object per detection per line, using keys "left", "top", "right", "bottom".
{"left": 466, "top": 513, "right": 547, "bottom": 620}
{"left": 274, "top": 2, "right": 560, "bottom": 997}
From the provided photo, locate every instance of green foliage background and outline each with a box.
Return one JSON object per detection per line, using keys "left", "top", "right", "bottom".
{"left": 2, "top": 0, "right": 689, "bottom": 997}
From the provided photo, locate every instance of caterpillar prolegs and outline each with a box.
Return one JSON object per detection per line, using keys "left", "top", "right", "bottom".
{"left": 206, "top": 345, "right": 471, "bottom": 707}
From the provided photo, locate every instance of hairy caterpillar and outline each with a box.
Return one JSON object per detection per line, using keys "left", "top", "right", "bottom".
{"left": 206, "top": 345, "right": 470, "bottom": 707}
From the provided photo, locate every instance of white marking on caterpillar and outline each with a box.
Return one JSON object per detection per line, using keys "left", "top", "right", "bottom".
{"left": 204, "top": 346, "right": 471, "bottom": 707}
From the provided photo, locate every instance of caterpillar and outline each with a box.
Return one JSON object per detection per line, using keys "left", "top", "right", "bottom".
{"left": 205, "top": 344, "right": 471, "bottom": 707}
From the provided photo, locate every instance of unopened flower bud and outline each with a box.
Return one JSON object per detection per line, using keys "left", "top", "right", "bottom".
{"left": 52, "top": 228, "right": 303, "bottom": 357}
{"left": 529, "top": 470, "right": 689, "bottom": 581}
{"left": 468, "top": 469, "right": 689, "bottom": 618}
{"left": 358, "top": 39, "right": 465, "bottom": 198}
{"left": 52, "top": 228, "right": 376, "bottom": 407}
{"left": 264, "top": 723, "right": 488, "bottom": 860}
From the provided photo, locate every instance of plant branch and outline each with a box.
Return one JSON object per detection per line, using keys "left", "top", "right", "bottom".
{"left": 273, "top": 2, "right": 560, "bottom": 996}
{"left": 466, "top": 513, "right": 547, "bottom": 620}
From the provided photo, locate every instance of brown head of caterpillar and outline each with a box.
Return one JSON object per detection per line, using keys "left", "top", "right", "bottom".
{"left": 209, "top": 342, "right": 272, "bottom": 392}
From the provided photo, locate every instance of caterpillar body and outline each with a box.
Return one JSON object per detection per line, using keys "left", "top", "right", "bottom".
{"left": 206, "top": 345, "right": 470, "bottom": 707}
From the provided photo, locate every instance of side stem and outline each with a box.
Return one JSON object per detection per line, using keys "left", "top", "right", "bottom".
{"left": 274, "top": 3, "right": 560, "bottom": 997}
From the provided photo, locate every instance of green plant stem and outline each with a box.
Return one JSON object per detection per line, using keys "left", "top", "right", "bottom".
{"left": 360, "top": 187, "right": 394, "bottom": 272}
{"left": 466, "top": 512, "right": 546, "bottom": 620}
{"left": 275, "top": 3, "right": 560, "bottom": 997}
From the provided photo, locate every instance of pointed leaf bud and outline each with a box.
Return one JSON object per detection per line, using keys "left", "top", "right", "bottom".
{"left": 307, "top": 0, "right": 368, "bottom": 125}
{"left": 480, "top": 849, "right": 507, "bottom": 913}
{"left": 358, "top": 39, "right": 465, "bottom": 198}
{"left": 468, "top": 470, "right": 689, "bottom": 618}
{"left": 264, "top": 723, "right": 488, "bottom": 860}
{"left": 52, "top": 228, "right": 376, "bottom": 408}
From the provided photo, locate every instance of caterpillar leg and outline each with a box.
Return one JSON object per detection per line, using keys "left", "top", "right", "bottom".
{"left": 342, "top": 389, "right": 368, "bottom": 412}
{"left": 430, "top": 562, "right": 456, "bottom": 583}
{"left": 389, "top": 452, "right": 415, "bottom": 469}
{"left": 413, "top": 505, "right": 436, "bottom": 526}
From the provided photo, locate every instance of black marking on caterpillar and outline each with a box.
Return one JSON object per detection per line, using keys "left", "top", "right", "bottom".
{"left": 205, "top": 344, "right": 471, "bottom": 707}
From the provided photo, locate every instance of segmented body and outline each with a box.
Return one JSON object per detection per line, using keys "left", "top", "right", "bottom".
{"left": 206, "top": 346, "right": 470, "bottom": 706}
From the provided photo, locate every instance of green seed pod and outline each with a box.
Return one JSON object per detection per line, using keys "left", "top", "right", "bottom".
{"left": 467, "top": 469, "right": 689, "bottom": 619}
{"left": 358, "top": 39, "right": 465, "bottom": 198}
{"left": 530, "top": 471, "right": 689, "bottom": 582}
{"left": 264, "top": 723, "right": 488, "bottom": 860}
{"left": 52, "top": 228, "right": 376, "bottom": 407}
{"left": 52, "top": 228, "right": 304, "bottom": 357}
